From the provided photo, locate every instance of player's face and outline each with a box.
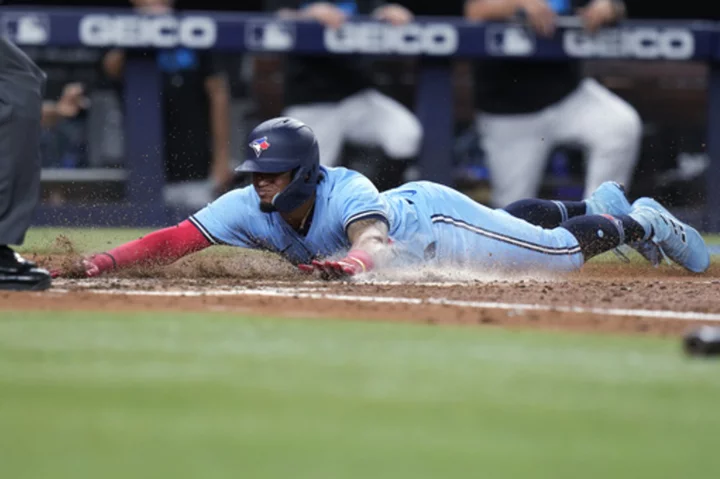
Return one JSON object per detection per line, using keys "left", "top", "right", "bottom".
{"left": 253, "top": 171, "right": 293, "bottom": 211}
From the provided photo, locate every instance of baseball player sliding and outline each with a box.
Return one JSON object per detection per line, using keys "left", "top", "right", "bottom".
{"left": 53, "top": 117, "right": 709, "bottom": 280}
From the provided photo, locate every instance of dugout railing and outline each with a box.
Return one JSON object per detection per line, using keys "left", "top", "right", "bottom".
{"left": 2, "top": 8, "right": 719, "bottom": 230}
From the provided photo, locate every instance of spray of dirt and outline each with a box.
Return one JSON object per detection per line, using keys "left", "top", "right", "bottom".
{"left": 115, "top": 251, "right": 304, "bottom": 281}
{"left": 358, "top": 264, "right": 562, "bottom": 284}
{"left": 31, "top": 235, "right": 88, "bottom": 277}
{"left": 37, "top": 246, "right": 571, "bottom": 285}
{"left": 35, "top": 232, "right": 306, "bottom": 282}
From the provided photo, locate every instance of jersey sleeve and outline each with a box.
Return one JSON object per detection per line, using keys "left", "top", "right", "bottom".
{"left": 335, "top": 172, "right": 390, "bottom": 233}
{"left": 188, "top": 188, "right": 258, "bottom": 248}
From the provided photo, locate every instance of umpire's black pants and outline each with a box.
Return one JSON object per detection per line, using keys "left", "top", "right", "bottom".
{"left": 0, "top": 37, "right": 46, "bottom": 245}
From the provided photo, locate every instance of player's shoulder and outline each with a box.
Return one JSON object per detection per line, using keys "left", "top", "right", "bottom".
{"left": 220, "top": 183, "right": 257, "bottom": 200}
{"left": 321, "top": 166, "right": 377, "bottom": 191}
{"left": 205, "top": 184, "right": 259, "bottom": 211}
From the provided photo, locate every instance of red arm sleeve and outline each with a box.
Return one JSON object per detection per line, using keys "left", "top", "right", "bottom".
{"left": 90, "top": 219, "right": 212, "bottom": 274}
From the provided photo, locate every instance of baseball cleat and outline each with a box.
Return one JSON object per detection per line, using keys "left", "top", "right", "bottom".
{"left": 626, "top": 239, "right": 663, "bottom": 267}
{"left": 0, "top": 246, "right": 52, "bottom": 291}
{"left": 629, "top": 198, "right": 710, "bottom": 273}
{"left": 584, "top": 181, "right": 632, "bottom": 217}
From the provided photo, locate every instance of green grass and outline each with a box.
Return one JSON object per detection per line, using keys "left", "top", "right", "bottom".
{"left": 706, "top": 235, "right": 720, "bottom": 245}
{"left": 18, "top": 228, "right": 154, "bottom": 255}
{"left": 17, "top": 228, "right": 242, "bottom": 257}
{"left": 6, "top": 227, "right": 719, "bottom": 476}
{"left": 0, "top": 311, "right": 719, "bottom": 479}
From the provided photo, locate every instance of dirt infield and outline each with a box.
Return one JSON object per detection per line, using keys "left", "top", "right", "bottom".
{"left": 2, "top": 252, "right": 719, "bottom": 337}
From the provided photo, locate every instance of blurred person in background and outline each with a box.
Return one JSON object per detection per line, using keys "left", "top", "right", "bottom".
{"left": 41, "top": 82, "right": 89, "bottom": 128}
{"left": 465, "top": 0, "right": 642, "bottom": 208}
{"left": 102, "top": 0, "right": 233, "bottom": 213}
{"left": 263, "top": 0, "right": 423, "bottom": 191}
{"left": 38, "top": 82, "right": 90, "bottom": 174}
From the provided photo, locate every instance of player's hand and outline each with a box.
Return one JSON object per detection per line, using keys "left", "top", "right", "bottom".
{"left": 50, "top": 255, "right": 109, "bottom": 279}
{"left": 301, "top": 2, "right": 347, "bottom": 29}
{"left": 56, "top": 83, "right": 90, "bottom": 119}
{"left": 298, "top": 259, "right": 360, "bottom": 280}
{"left": 516, "top": 0, "right": 556, "bottom": 37}
{"left": 578, "top": 0, "right": 624, "bottom": 33}
{"left": 298, "top": 250, "right": 374, "bottom": 280}
{"left": 373, "top": 4, "right": 414, "bottom": 26}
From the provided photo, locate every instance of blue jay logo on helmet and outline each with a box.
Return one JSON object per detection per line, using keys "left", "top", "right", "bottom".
{"left": 249, "top": 136, "right": 271, "bottom": 158}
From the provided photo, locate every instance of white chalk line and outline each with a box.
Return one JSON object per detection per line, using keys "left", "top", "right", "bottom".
{"left": 50, "top": 286, "right": 720, "bottom": 323}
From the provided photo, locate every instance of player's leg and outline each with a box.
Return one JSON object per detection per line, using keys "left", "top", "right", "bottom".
{"left": 0, "top": 38, "right": 51, "bottom": 290}
{"left": 0, "top": 109, "right": 43, "bottom": 245}
{"left": 558, "top": 198, "right": 710, "bottom": 273}
{"left": 503, "top": 199, "right": 587, "bottom": 228}
{"left": 0, "top": 38, "right": 45, "bottom": 246}
{"left": 476, "top": 110, "right": 553, "bottom": 208}
{"left": 503, "top": 181, "right": 631, "bottom": 228}
{"left": 413, "top": 182, "right": 585, "bottom": 272}
{"left": 344, "top": 89, "right": 422, "bottom": 190}
{"left": 283, "top": 103, "right": 344, "bottom": 167}
{"left": 348, "top": 89, "right": 422, "bottom": 159}
{"left": 551, "top": 78, "right": 642, "bottom": 198}
{"left": 626, "top": 198, "right": 709, "bottom": 273}
{"left": 505, "top": 186, "right": 661, "bottom": 268}
{"left": 417, "top": 179, "right": 708, "bottom": 274}
{"left": 558, "top": 214, "right": 645, "bottom": 262}
{"left": 500, "top": 179, "right": 653, "bottom": 268}
{"left": 500, "top": 178, "right": 709, "bottom": 273}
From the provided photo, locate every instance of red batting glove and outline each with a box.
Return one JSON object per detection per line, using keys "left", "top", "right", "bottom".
{"left": 298, "top": 250, "right": 374, "bottom": 280}
{"left": 50, "top": 253, "right": 115, "bottom": 279}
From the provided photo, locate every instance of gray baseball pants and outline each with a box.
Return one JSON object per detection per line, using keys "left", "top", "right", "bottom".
{"left": 0, "top": 37, "right": 46, "bottom": 245}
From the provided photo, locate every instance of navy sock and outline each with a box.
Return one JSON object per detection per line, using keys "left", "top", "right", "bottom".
{"left": 504, "top": 199, "right": 587, "bottom": 228}
{"left": 561, "top": 214, "right": 646, "bottom": 260}
{"left": 618, "top": 215, "right": 648, "bottom": 242}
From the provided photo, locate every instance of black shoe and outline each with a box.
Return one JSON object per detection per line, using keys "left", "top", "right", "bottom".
{"left": 0, "top": 245, "right": 52, "bottom": 291}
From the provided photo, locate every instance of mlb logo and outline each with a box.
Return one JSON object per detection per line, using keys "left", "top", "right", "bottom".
{"left": 249, "top": 137, "right": 271, "bottom": 157}
{"left": 0, "top": 13, "right": 50, "bottom": 45}
{"left": 245, "top": 20, "right": 295, "bottom": 52}
{"left": 486, "top": 25, "right": 535, "bottom": 57}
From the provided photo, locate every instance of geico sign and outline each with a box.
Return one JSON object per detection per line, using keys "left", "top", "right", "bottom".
{"left": 325, "top": 23, "right": 458, "bottom": 55}
{"left": 563, "top": 28, "right": 694, "bottom": 60}
{"left": 79, "top": 14, "right": 217, "bottom": 48}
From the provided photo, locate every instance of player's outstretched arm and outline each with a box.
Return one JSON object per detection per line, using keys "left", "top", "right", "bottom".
{"left": 346, "top": 218, "right": 390, "bottom": 260}
{"left": 51, "top": 220, "right": 213, "bottom": 278}
{"left": 299, "top": 219, "right": 390, "bottom": 279}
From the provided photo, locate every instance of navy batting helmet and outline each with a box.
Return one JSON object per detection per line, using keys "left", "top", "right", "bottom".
{"left": 236, "top": 117, "right": 320, "bottom": 212}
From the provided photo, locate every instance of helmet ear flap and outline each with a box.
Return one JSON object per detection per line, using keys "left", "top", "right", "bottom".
{"left": 290, "top": 166, "right": 314, "bottom": 184}
{"left": 304, "top": 164, "right": 317, "bottom": 183}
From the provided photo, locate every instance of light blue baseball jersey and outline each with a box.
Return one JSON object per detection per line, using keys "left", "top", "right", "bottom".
{"left": 190, "top": 166, "right": 389, "bottom": 265}
{"left": 190, "top": 167, "right": 584, "bottom": 272}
